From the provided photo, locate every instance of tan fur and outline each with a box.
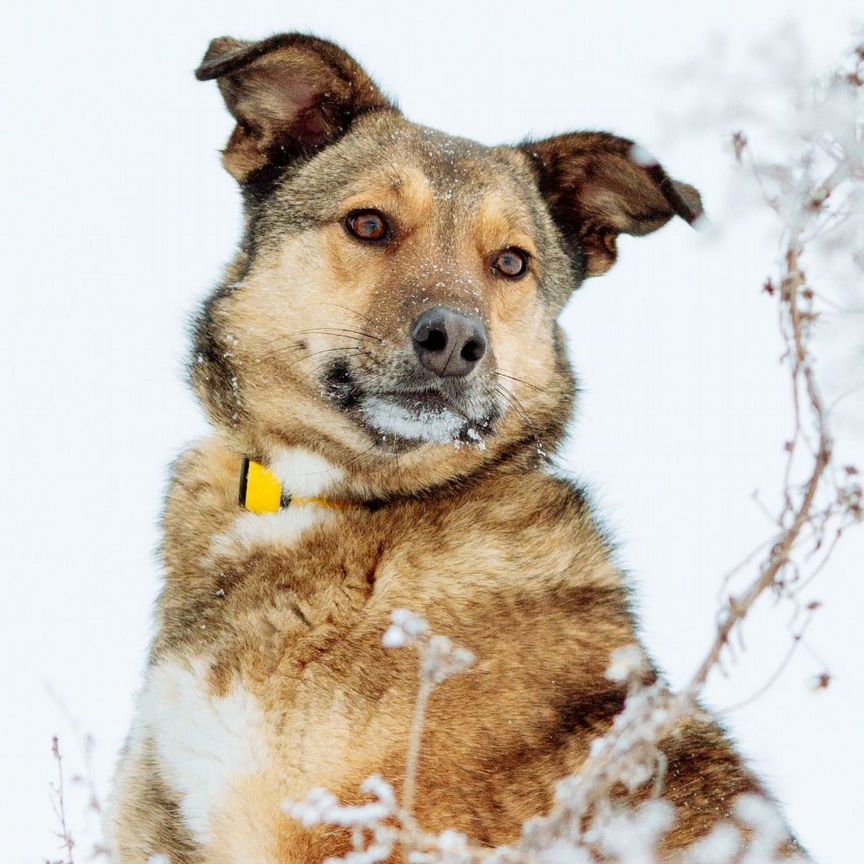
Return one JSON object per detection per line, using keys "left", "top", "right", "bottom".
{"left": 107, "top": 33, "right": 800, "bottom": 864}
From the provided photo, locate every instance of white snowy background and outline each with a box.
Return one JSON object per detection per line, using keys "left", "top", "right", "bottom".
{"left": 2, "top": 1, "right": 862, "bottom": 862}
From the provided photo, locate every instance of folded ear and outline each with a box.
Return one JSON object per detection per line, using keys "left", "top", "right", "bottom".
{"left": 520, "top": 132, "right": 703, "bottom": 277}
{"left": 196, "top": 33, "right": 395, "bottom": 184}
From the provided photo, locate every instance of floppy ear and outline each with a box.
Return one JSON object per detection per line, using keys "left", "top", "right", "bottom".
{"left": 521, "top": 132, "right": 702, "bottom": 277}
{"left": 196, "top": 33, "right": 394, "bottom": 184}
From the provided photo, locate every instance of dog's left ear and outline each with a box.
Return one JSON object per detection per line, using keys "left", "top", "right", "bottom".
{"left": 520, "top": 132, "right": 702, "bottom": 277}
{"left": 196, "top": 33, "right": 394, "bottom": 184}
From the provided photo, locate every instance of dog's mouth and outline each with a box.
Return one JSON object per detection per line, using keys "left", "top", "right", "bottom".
{"left": 322, "top": 359, "right": 498, "bottom": 448}
{"left": 361, "top": 389, "right": 468, "bottom": 445}
{"left": 380, "top": 388, "right": 455, "bottom": 414}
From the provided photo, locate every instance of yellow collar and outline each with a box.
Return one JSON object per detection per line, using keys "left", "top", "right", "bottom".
{"left": 239, "top": 457, "right": 354, "bottom": 514}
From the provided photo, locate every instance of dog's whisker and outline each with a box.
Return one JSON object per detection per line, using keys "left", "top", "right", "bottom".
{"left": 258, "top": 340, "right": 365, "bottom": 364}
{"left": 255, "top": 343, "right": 309, "bottom": 362}
{"left": 489, "top": 382, "right": 538, "bottom": 435}
{"left": 283, "top": 346, "right": 363, "bottom": 372}
{"left": 256, "top": 332, "right": 364, "bottom": 358}
{"left": 493, "top": 385, "right": 550, "bottom": 458}
{"left": 495, "top": 370, "right": 546, "bottom": 394}
{"left": 291, "top": 327, "right": 384, "bottom": 343}
{"left": 319, "top": 302, "right": 383, "bottom": 333}
{"left": 252, "top": 329, "right": 382, "bottom": 364}
{"left": 340, "top": 443, "right": 380, "bottom": 470}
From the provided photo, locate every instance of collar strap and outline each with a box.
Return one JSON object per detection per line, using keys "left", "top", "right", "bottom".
{"left": 238, "top": 457, "right": 354, "bottom": 514}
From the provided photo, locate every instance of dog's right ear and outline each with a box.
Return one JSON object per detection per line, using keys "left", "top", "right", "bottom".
{"left": 195, "top": 33, "right": 394, "bottom": 184}
{"left": 520, "top": 132, "right": 703, "bottom": 278}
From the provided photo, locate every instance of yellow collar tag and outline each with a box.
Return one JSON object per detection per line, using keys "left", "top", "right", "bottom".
{"left": 239, "top": 458, "right": 284, "bottom": 514}
{"left": 239, "top": 458, "right": 355, "bottom": 514}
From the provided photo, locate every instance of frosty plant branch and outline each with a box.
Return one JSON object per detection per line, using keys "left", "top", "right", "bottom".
{"left": 284, "top": 610, "right": 478, "bottom": 864}
{"left": 42, "top": 693, "right": 109, "bottom": 864}
{"left": 49, "top": 736, "right": 76, "bottom": 864}
{"left": 685, "top": 247, "right": 828, "bottom": 699}
{"left": 686, "top": 42, "right": 864, "bottom": 697}
{"left": 284, "top": 621, "right": 803, "bottom": 864}
{"left": 502, "top": 38, "right": 864, "bottom": 837}
{"left": 383, "top": 611, "right": 476, "bottom": 829}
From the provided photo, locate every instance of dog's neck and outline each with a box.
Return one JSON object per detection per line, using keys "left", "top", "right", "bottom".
{"left": 265, "top": 447, "right": 346, "bottom": 499}
{"left": 227, "top": 413, "right": 562, "bottom": 506}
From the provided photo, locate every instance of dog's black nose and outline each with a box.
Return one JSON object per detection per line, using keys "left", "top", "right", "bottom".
{"left": 411, "top": 307, "right": 487, "bottom": 378}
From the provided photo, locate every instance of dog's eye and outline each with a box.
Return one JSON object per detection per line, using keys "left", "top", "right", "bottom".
{"left": 492, "top": 248, "right": 529, "bottom": 279}
{"left": 345, "top": 210, "right": 388, "bottom": 242}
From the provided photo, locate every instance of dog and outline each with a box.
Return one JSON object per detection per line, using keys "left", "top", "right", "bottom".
{"left": 106, "top": 32, "right": 801, "bottom": 863}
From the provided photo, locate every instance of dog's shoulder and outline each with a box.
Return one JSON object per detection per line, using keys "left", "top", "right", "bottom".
{"left": 374, "top": 467, "right": 632, "bottom": 642}
{"left": 433, "top": 466, "right": 618, "bottom": 588}
{"left": 165, "top": 436, "right": 242, "bottom": 513}
{"left": 160, "top": 436, "right": 243, "bottom": 571}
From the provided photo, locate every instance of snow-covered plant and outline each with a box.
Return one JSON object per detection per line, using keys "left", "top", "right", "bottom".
{"left": 284, "top": 610, "right": 478, "bottom": 864}
{"left": 283, "top": 615, "right": 807, "bottom": 864}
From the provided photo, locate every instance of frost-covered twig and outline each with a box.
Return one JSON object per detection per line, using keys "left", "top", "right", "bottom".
{"left": 284, "top": 625, "right": 800, "bottom": 864}
{"left": 382, "top": 610, "right": 475, "bottom": 825}
{"left": 502, "top": 36, "right": 864, "bottom": 842}
{"left": 285, "top": 611, "right": 477, "bottom": 864}
{"left": 42, "top": 702, "right": 110, "bottom": 863}
{"left": 689, "top": 40, "right": 864, "bottom": 692}
{"left": 48, "top": 736, "right": 76, "bottom": 864}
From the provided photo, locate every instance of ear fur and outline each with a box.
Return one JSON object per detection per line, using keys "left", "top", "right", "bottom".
{"left": 521, "top": 132, "right": 702, "bottom": 277}
{"left": 195, "top": 33, "right": 394, "bottom": 184}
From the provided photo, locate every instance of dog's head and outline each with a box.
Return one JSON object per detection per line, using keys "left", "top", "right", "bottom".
{"left": 192, "top": 34, "right": 701, "bottom": 498}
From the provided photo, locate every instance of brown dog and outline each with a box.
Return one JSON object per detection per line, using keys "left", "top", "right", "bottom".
{"left": 106, "top": 33, "right": 797, "bottom": 863}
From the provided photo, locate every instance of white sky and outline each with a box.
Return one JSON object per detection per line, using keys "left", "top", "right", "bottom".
{"left": 2, "top": 2, "right": 862, "bottom": 862}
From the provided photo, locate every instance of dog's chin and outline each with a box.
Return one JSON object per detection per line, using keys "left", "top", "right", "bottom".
{"left": 361, "top": 395, "right": 464, "bottom": 444}
{"left": 320, "top": 360, "right": 497, "bottom": 450}
{"left": 358, "top": 391, "right": 495, "bottom": 449}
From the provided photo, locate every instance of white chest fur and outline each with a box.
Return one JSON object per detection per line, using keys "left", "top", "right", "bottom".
{"left": 137, "top": 655, "right": 271, "bottom": 846}
{"left": 267, "top": 447, "right": 345, "bottom": 497}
